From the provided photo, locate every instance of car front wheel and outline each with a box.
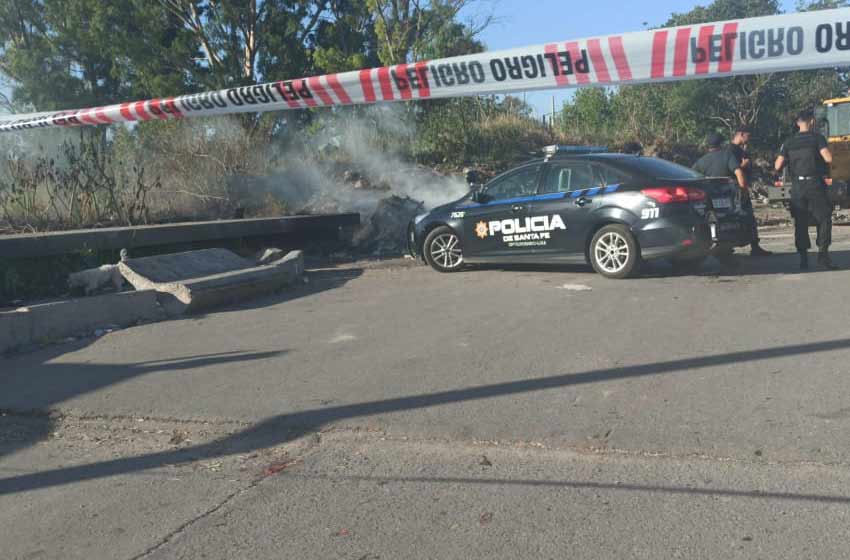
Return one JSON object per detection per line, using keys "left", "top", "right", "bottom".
{"left": 590, "top": 224, "right": 640, "bottom": 279}
{"left": 423, "top": 226, "right": 465, "bottom": 273}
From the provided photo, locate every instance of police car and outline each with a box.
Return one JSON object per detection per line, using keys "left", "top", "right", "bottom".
{"left": 409, "top": 146, "right": 752, "bottom": 279}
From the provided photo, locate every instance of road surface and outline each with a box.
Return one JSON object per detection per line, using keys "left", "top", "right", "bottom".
{"left": 3, "top": 224, "right": 850, "bottom": 559}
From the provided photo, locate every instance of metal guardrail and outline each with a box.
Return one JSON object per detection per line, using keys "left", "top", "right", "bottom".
{"left": 0, "top": 214, "right": 360, "bottom": 259}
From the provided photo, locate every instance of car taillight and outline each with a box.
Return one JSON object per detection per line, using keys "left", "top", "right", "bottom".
{"left": 773, "top": 180, "right": 784, "bottom": 188}
{"left": 641, "top": 186, "right": 705, "bottom": 204}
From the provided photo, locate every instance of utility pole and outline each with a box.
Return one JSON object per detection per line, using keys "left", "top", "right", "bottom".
{"left": 552, "top": 96, "right": 557, "bottom": 130}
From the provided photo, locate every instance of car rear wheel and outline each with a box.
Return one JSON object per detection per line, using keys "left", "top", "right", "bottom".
{"left": 423, "top": 226, "right": 464, "bottom": 273}
{"left": 590, "top": 224, "right": 640, "bottom": 279}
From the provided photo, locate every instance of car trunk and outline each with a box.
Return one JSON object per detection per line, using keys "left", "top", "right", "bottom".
{"left": 659, "top": 177, "right": 740, "bottom": 217}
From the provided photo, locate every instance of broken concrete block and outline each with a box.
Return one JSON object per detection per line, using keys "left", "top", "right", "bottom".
{"left": 255, "top": 248, "right": 285, "bottom": 265}
{"left": 119, "top": 248, "right": 304, "bottom": 315}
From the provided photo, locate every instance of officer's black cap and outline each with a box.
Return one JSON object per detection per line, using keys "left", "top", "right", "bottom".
{"left": 706, "top": 132, "right": 724, "bottom": 148}
{"left": 796, "top": 108, "right": 815, "bottom": 122}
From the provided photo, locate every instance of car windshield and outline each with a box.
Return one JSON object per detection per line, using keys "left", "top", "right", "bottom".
{"left": 615, "top": 157, "right": 704, "bottom": 180}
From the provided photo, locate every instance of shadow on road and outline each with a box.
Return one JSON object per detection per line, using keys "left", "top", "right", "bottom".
{"left": 648, "top": 248, "right": 850, "bottom": 278}
{"left": 479, "top": 249, "right": 850, "bottom": 279}
{"left": 4, "top": 337, "right": 850, "bottom": 496}
{"left": 0, "top": 266, "right": 363, "bottom": 456}
{"left": 295, "top": 473, "right": 850, "bottom": 505}
{"left": 0, "top": 266, "right": 367, "bottom": 463}
{"left": 0, "top": 350, "right": 286, "bottom": 460}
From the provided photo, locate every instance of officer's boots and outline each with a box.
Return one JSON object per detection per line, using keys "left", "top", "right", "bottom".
{"left": 800, "top": 251, "right": 809, "bottom": 270}
{"left": 751, "top": 243, "right": 773, "bottom": 257}
{"left": 818, "top": 251, "right": 839, "bottom": 270}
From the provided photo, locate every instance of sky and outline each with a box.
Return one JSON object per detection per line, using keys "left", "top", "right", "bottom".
{"left": 467, "top": 0, "right": 800, "bottom": 118}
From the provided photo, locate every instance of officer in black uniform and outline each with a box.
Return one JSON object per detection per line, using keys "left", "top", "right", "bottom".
{"left": 693, "top": 132, "right": 745, "bottom": 269}
{"left": 775, "top": 109, "right": 836, "bottom": 270}
{"left": 693, "top": 132, "right": 742, "bottom": 180}
{"left": 729, "top": 126, "right": 772, "bottom": 256}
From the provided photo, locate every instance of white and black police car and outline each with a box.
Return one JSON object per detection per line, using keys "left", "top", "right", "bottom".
{"left": 409, "top": 146, "right": 752, "bottom": 279}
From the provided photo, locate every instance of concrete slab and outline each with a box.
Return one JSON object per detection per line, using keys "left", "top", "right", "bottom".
{"left": 119, "top": 248, "right": 252, "bottom": 285}
{"left": 119, "top": 249, "right": 304, "bottom": 314}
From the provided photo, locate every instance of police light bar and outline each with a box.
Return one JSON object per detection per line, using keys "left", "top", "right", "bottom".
{"left": 543, "top": 145, "right": 609, "bottom": 157}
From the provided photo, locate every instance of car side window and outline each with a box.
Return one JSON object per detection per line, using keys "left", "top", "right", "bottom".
{"left": 541, "top": 162, "right": 603, "bottom": 194}
{"left": 598, "top": 164, "right": 631, "bottom": 186}
{"left": 484, "top": 164, "right": 542, "bottom": 201}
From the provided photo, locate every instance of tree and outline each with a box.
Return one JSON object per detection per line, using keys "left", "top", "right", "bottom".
{"left": 367, "top": 0, "right": 490, "bottom": 65}
{"left": 157, "top": 0, "right": 328, "bottom": 88}
{"left": 796, "top": 0, "right": 850, "bottom": 10}
{"left": 1, "top": 0, "right": 135, "bottom": 110}
{"left": 313, "top": 0, "right": 380, "bottom": 74}
{"left": 560, "top": 89, "right": 612, "bottom": 138}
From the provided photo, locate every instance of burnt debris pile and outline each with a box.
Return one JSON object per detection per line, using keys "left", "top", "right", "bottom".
{"left": 353, "top": 195, "right": 425, "bottom": 256}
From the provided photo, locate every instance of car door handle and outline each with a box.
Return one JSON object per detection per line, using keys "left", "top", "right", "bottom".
{"left": 512, "top": 205, "right": 526, "bottom": 213}
{"left": 575, "top": 197, "right": 593, "bottom": 207}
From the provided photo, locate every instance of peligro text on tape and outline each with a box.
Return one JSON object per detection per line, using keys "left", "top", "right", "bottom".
{"left": 2, "top": 8, "right": 849, "bottom": 133}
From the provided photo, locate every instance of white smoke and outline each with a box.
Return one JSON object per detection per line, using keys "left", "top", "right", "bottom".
{"left": 256, "top": 105, "right": 470, "bottom": 218}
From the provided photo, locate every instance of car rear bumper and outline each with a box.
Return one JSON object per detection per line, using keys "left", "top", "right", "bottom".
{"left": 635, "top": 215, "right": 751, "bottom": 261}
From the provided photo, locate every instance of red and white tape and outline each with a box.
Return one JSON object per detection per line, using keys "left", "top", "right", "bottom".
{"left": 2, "top": 8, "right": 849, "bottom": 132}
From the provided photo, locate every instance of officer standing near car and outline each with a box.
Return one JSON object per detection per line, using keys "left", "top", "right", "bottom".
{"left": 694, "top": 132, "right": 746, "bottom": 185}
{"left": 775, "top": 109, "right": 837, "bottom": 270}
{"left": 729, "top": 126, "right": 772, "bottom": 256}
{"left": 693, "top": 132, "right": 746, "bottom": 268}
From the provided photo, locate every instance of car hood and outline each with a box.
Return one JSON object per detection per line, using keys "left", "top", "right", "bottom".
{"left": 428, "top": 193, "right": 473, "bottom": 216}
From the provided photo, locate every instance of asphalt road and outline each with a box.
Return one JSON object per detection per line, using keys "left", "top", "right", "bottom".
{"left": 3, "top": 224, "right": 850, "bottom": 559}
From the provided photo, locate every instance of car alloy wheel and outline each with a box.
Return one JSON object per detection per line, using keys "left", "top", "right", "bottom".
{"left": 594, "top": 231, "right": 630, "bottom": 274}
{"left": 429, "top": 232, "right": 463, "bottom": 269}
{"left": 590, "top": 224, "right": 640, "bottom": 279}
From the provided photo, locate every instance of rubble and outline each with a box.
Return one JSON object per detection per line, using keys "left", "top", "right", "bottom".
{"left": 68, "top": 264, "right": 125, "bottom": 296}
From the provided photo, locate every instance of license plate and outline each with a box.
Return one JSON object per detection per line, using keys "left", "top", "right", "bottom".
{"left": 712, "top": 197, "right": 732, "bottom": 209}
{"left": 720, "top": 222, "right": 738, "bottom": 232}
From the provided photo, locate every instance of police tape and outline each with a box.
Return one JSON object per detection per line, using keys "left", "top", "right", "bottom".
{"left": 2, "top": 8, "right": 850, "bottom": 133}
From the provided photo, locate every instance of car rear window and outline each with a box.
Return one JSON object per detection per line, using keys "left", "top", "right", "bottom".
{"left": 615, "top": 157, "right": 703, "bottom": 180}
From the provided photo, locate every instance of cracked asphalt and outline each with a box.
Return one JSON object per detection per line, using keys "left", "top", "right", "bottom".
{"left": 4, "top": 223, "right": 850, "bottom": 559}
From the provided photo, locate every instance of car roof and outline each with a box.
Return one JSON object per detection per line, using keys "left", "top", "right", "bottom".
{"left": 549, "top": 153, "right": 641, "bottom": 161}
{"left": 509, "top": 153, "right": 641, "bottom": 168}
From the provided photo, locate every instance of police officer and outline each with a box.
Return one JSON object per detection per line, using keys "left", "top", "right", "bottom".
{"left": 775, "top": 109, "right": 837, "bottom": 270}
{"left": 694, "top": 132, "right": 745, "bottom": 184}
{"left": 693, "top": 132, "right": 746, "bottom": 268}
{"left": 729, "top": 126, "right": 772, "bottom": 256}
{"left": 621, "top": 141, "right": 643, "bottom": 156}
